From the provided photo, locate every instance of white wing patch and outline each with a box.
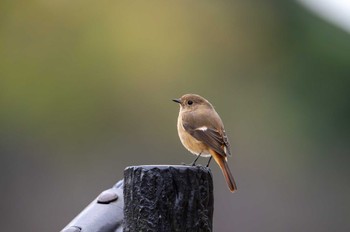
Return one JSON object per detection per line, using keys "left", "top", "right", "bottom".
{"left": 196, "top": 126, "right": 208, "bottom": 131}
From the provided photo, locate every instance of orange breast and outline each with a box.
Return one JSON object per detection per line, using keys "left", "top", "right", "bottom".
{"left": 177, "top": 114, "right": 211, "bottom": 157}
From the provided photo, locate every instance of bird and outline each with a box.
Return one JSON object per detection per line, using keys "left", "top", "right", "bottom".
{"left": 173, "top": 93, "right": 237, "bottom": 192}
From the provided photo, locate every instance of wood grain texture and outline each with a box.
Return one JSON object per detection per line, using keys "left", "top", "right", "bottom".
{"left": 123, "top": 165, "right": 214, "bottom": 232}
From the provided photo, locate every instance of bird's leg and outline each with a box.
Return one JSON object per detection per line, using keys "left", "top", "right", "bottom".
{"left": 190, "top": 153, "right": 202, "bottom": 166}
{"left": 206, "top": 156, "right": 213, "bottom": 167}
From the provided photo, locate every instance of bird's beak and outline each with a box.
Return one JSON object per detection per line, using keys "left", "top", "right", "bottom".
{"left": 172, "top": 98, "right": 181, "bottom": 104}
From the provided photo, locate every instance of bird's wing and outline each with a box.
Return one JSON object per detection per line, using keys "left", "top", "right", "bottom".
{"left": 182, "top": 118, "right": 229, "bottom": 158}
{"left": 222, "top": 129, "right": 232, "bottom": 156}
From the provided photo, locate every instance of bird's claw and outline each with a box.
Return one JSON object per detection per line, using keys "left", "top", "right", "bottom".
{"left": 180, "top": 162, "right": 200, "bottom": 166}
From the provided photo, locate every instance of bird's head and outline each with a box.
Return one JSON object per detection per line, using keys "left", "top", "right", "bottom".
{"left": 172, "top": 94, "right": 213, "bottom": 111}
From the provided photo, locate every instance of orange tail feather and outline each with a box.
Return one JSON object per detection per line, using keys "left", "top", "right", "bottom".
{"left": 209, "top": 149, "right": 237, "bottom": 192}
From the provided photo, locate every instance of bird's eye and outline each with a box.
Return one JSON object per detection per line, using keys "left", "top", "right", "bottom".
{"left": 187, "top": 100, "right": 193, "bottom": 105}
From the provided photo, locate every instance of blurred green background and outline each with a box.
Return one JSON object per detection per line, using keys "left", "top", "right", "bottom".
{"left": 1, "top": 1, "right": 349, "bottom": 231}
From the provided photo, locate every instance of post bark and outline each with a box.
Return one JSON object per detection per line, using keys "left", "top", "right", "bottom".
{"left": 123, "top": 165, "right": 214, "bottom": 232}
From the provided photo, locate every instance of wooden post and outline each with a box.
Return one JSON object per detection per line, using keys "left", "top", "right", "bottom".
{"left": 123, "top": 165, "right": 214, "bottom": 232}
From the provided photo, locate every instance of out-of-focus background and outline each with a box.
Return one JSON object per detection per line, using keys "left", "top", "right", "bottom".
{"left": 1, "top": 1, "right": 349, "bottom": 231}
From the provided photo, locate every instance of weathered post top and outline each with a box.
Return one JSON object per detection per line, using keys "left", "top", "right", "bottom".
{"left": 123, "top": 165, "right": 214, "bottom": 232}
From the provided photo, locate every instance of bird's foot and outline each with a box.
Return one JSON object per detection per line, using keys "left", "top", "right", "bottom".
{"left": 181, "top": 162, "right": 197, "bottom": 166}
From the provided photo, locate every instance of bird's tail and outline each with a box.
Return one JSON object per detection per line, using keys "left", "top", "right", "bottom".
{"left": 210, "top": 149, "right": 237, "bottom": 192}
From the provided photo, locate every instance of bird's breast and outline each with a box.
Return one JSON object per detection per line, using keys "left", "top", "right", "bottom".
{"left": 177, "top": 114, "right": 211, "bottom": 157}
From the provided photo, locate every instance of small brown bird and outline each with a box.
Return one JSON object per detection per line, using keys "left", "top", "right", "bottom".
{"left": 173, "top": 94, "right": 237, "bottom": 192}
